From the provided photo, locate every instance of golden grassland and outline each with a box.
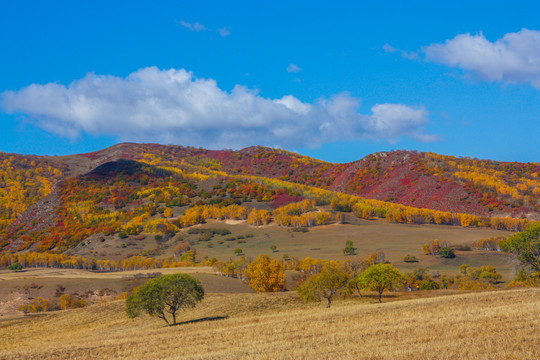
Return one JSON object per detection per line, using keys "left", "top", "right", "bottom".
{"left": 1, "top": 288, "right": 539, "bottom": 359}
{"left": 0, "top": 266, "right": 214, "bottom": 280}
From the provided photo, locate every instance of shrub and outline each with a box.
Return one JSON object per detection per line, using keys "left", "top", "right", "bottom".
{"left": 118, "top": 232, "right": 128, "bottom": 239}
{"left": 343, "top": 246, "right": 355, "bottom": 255}
{"left": 403, "top": 255, "right": 419, "bottom": 263}
{"left": 439, "top": 247, "right": 456, "bottom": 258}
{"left": 9, "top": 262, "right": 23, "bottom": 271}
{"left": 419, "top": 278, "right": 440, "bottom": 290}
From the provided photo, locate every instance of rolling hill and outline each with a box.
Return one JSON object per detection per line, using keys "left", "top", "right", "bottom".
{"left": 0, "top": 143, "right": 538, "bottom": 255}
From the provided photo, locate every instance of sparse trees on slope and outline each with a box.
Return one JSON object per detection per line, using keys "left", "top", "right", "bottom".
{"left": 126, "top": 273, "right": 204, "bottom": 326}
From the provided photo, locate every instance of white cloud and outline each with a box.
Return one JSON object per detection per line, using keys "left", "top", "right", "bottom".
{"left": 218, "top": 27, "right": 231, "bottom": 37}
{"left": 383, "top": 44, "right": 418, "bottom": 60}
{"left": 178, "top": 21, "right": 206, "bottom": 32}
{"left": 383, "top": 43, "right": 398, "bottom": 53}
{"left": 287, "top": 64, "right": 302, "bottom": 73}
{"left": 0, "top": 67, "right": 439, "bottom": 149}
{"left": 424, "top": 29, "right": 540, "bottom": 89}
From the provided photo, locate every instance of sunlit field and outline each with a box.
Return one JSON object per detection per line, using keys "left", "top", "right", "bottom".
{"left": 1, "top": 288, "right": 538, "bottom": 359}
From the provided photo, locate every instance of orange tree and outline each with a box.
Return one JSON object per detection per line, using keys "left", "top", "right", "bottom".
{"left": 243, "top": 255, "right": 285, "bottom": 292}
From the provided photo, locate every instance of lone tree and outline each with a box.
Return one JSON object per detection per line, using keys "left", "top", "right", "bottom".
{"left": 126, "top": 273, "right": 204, "bottom": 326}
{"left": 500, "top": 223, "right": 540, "bottom": 273}
{"left": 356, "top": 263, "right": 405, "bottom": 303}
{"left": 243, "top": 254, "right": 285, "bottom": 292}
{"left": 297, "top": 262, "right": 350, "bottom": 308}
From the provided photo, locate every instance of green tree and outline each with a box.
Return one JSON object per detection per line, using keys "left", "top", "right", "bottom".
{"left": 500, "top": 223, "right": 540, "bottom": 272}
{"left": 243, "top": 254, "right": 285, "bottom": 292}
{"left": 356, "top": 263, "right": 405, "bottom": 303}
{"left": 297, "top": 262, "right": 350, "bottom": 308}
{"left": 126, "top": 273, "right": 204, "bottom": 326}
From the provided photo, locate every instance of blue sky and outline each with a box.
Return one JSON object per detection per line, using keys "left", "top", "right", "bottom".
{"left": 1, "top": 1, "right": 539, "bottom": 163}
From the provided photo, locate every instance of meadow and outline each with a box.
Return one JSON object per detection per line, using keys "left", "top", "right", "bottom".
{"left": 1, "top": 287, "right": 538, "bottom": 359}
{"left": 173, "top": 216, "right": 515, "bottom": 279}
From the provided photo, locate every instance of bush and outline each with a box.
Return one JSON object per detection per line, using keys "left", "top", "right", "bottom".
{"left": 419, "top": 278, "right": 440, "bottom": 290}
{"left": 453, "top": 244, "right": 472, "bottom": 251}
{"left": 439, "top": 247, "right": 456, "bottom": 258}
{"left": 198, "top": 233, "right": 213, "bottom": 242}
{"left": 403, "top": 255, "right": 419, "bottom": 263}
{"left": 118, "top": 232, "right": 128, "bottom": 239}
{"left": 342, "top": 246, "right": 355, "bottom": 255}
{"left": 9, "top": 262, "right": 23, "bottom": 271}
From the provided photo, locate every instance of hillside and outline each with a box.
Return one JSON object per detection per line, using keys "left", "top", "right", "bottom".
{"left": 76, "top": 143, "right": 540, "bottom": 217}
{"left": 1, "top": 288, "right": 539, "bottom": 359}
{"left": 0, "top": 143, "right": 538, "bottom": 254}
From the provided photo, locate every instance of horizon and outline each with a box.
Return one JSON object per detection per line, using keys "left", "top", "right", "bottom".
{"left": 1, "top": 1, "right": 539, "bottom": 163}
{"left": 1, "top": 141, "right": 537, "bottom": 165}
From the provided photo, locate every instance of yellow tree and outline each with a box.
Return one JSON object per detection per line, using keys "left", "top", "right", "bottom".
{"left": 297, "top": 262, "right": 351, "bottom": 307}
{"left": 243, "top": 255, "right": 285, "bottom": 292}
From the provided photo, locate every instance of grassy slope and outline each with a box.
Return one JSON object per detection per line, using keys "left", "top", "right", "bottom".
{"left": 1, "top": 288, "right": 538, "bottom": 359}
{"left": 164, "top": 216, "right": 515, "bottom": 279}
{"left": 65, "top": 214, "right": 516, "bottom": 280}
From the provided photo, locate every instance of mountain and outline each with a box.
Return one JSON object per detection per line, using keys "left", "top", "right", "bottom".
{"left": 0, "top": 143, "right": 538, "bottom": 253}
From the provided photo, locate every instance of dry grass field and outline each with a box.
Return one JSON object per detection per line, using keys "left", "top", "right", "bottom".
{"left": 0, "top": 268, "right": 253, "bottom": 319}
{"left": 1, "top": 288, "right": 538, "bottom": 359}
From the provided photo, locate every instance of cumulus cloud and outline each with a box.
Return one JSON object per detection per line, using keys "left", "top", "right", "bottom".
{"left": 287, "top": 64, "right": 302, "bottom": 73}
{"left": 178, "top": 21, "right": 206, "bottom": 32}
{"left": 424, "top": 29, "right": 540, "bottom": 89}
{"left": 0, "top": 67, "right": 439, "bottom": 149}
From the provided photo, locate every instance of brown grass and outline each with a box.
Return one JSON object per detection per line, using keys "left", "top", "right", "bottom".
{"left": 0, "top": 268, "right": 253, "bottom": 318}
{"left": 1, "top": 288, "right": 538, "bottom": 359}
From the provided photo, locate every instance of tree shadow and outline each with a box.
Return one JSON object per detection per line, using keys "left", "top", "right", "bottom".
{"left": 171, "top": 316, "right": 229, "bottom": 327}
